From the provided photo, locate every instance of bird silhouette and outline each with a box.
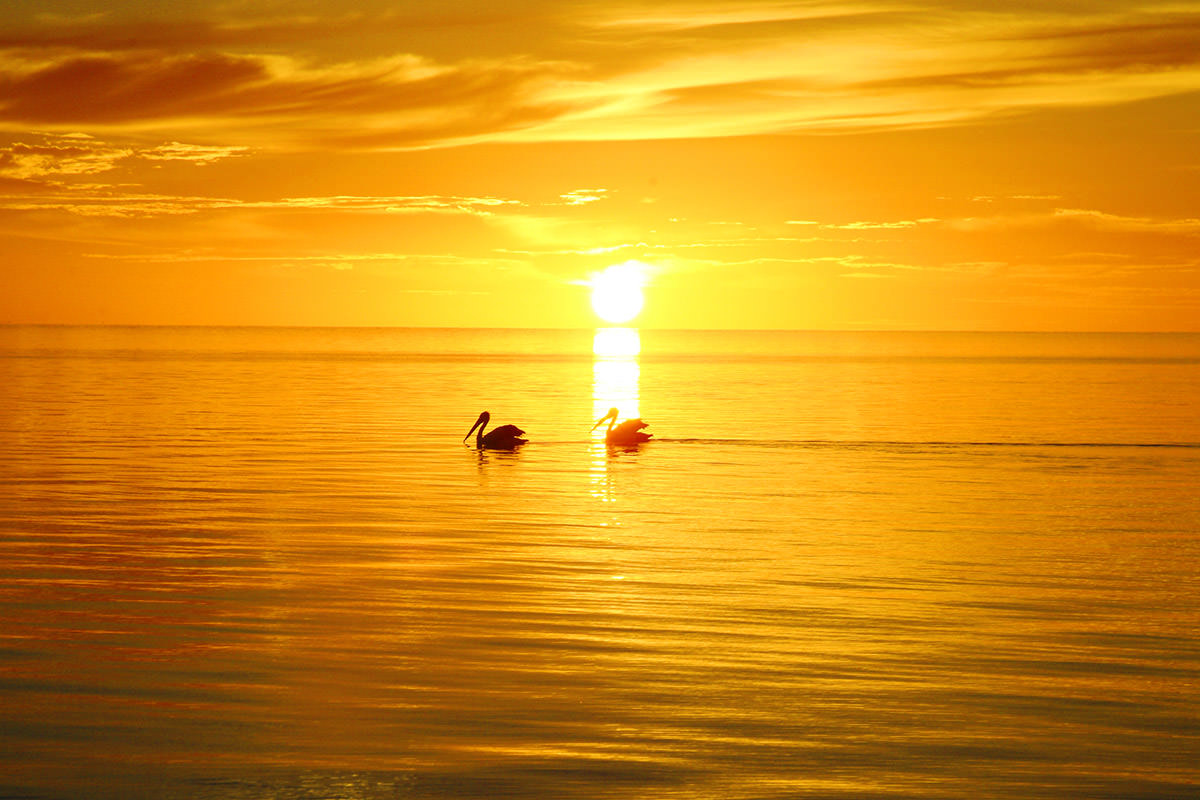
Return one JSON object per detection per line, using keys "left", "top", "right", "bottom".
{"left": 464, "top": 411, "right": 527, "bottom": 449}
{"left": 592, "top": 407, "right": 652, "bottom": 446}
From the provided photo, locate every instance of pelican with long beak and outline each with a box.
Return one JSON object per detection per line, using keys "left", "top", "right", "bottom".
{"left": 592, "top": 407, "right": 652, "bottom": 446}
{"left": 464, "top": 411, "right": 527, "bottom": 450}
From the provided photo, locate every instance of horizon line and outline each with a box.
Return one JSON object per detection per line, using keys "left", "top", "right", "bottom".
{"left": 2, "top": 323, "right": 1198, "bottom": 335}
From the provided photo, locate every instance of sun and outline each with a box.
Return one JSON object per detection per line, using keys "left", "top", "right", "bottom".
{"left": 590, "top": 261, "right": 647, "bottom": 324}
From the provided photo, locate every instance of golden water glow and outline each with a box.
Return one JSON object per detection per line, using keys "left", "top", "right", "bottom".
{"left": 592, "top": 360, "right": 641, "bottom": 428}
{"left": 591, "top": 327, "right": 641, "bottom": 425}
{"left": 4, "top": 326, "right": 1199, "bottom": 797}
{"left": 592, "top": 326, "right": 642, "bottom": 358}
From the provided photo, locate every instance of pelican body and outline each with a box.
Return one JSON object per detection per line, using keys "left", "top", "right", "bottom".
{"left": 593, "top": 407, "right": 652, "bottom": 446}
{"left": 464, "top": 411, "right": 527, "bottom": 449}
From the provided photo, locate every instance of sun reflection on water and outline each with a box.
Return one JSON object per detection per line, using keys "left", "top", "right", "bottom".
{"left": 591, "top": 328, "right": 641, "bottom": 500}
{"left": 592, "top": 326, "right": 641, "bottom": 359}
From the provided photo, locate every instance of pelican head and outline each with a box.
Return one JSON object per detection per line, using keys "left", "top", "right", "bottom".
{"left": 592, "top": 407, "right": 620, "bottom": 430}
{"left": 464, "top": 411, "right": 491, "bottom": 443}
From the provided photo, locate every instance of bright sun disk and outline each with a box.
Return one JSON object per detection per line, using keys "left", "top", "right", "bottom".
{"left": 590, "top": 261, "right": 647, "bottom": 324}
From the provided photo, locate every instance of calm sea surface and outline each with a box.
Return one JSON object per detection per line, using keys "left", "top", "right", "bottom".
{"left": 1, "top": 326, "right": 1198, "bottom": 800}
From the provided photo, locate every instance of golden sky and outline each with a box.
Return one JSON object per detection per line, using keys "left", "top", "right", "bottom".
{"left": 2, "top": 1, "right": 1199, "bottom": 329}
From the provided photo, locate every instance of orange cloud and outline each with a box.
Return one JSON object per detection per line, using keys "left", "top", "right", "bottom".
{"left": 0, "top": 135, "right": 247, "bottom": 182}
{"left": 0, "top": 44, "right": 586, "bottom": 149}
{"left": 0, "top": 136, "right": 130, "bottom": 178}
{"left": 0, "top": 52, "right": 266, "bottom": 123}
{"left": 2, "top": 4, "right": 1198, "bottom": 148}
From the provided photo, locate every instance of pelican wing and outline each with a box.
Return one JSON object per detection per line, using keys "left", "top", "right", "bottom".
{"left": 480, "top": 423, "right": 527, "bottom": 448}
{"left": 492, "top": 424, "right": 524, "bottom": 438}
{"left": 606, "top": 418, "right": 652, "bottom": 445}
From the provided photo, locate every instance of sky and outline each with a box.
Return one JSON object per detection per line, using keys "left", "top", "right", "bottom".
{"left": 1, "top": 0, "right": 1199, "bottom": 330}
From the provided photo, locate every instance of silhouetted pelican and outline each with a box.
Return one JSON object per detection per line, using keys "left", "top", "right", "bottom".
{"left": 592, "top": 407, "right": 652, "bottom": 446}
{"left": 464, "top": 411, "right": 527, "bottom": 449}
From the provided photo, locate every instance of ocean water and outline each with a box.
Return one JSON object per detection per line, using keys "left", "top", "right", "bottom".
{"left": 1, "top": 326, "right": 1198, "bottom": 800}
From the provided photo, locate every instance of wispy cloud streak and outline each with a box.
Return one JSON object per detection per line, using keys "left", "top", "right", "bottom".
{"left": 1, "top": 3, "right": 1197, "bottom": 147}
{"left": 0, "top": 187, "right": 524, "bottom": 218}
{"left": 0, "top": 134, "right": 245, "bottom": 179}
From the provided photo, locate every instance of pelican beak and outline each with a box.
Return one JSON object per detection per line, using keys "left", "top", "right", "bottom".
{"left": 464, "top": 413, "right": 486, "bottom": 443}
{"left": 592, "top": 408, "right": 618, "bottom": 430}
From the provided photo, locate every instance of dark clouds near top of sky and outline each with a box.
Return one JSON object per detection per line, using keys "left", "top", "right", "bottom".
{"left": 1, "top": 2, "right": 1199, "bottom": 150}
